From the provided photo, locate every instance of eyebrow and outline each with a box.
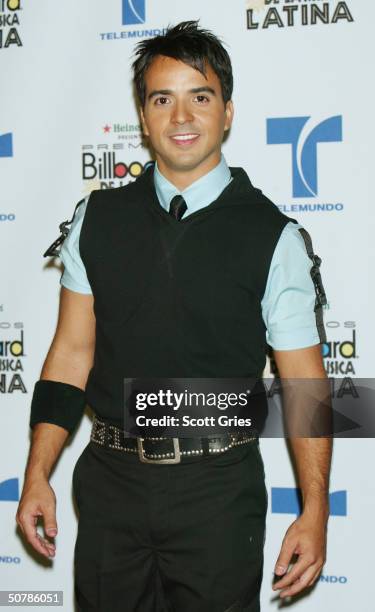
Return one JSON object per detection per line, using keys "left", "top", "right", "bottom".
{"left": 147, "top": 86, "right": 217, "bottom": 101}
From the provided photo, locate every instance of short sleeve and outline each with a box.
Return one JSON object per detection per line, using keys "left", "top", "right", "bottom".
{"left": 261, "top": 221, "right": 327, "bottom": 350}
{"left": 59, "top": 195, "right": 92, "bottom": 294}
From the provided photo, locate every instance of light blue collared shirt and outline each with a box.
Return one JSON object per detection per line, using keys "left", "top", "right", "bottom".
{"left": 154, "top": 155, "right": 233, "bottom": 218}
{"left": 59, "top": 155, "right": 323, "bottom": 350}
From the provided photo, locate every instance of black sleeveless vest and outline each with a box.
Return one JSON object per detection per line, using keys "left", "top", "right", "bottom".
{"left": 79, "top": 165, "right": 293, "bottom": 425}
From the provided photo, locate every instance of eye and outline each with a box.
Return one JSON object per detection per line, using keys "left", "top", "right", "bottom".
{"left": 155, "top": 97, "right": 170, "bottom": 105}
{"left": 194, "top": 95, "right": 209, "bottom": 103}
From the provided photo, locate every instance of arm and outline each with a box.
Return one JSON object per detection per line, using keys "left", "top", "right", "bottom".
{"left": 16, "top": 287, "right": 95, "bottom": 559}
{"left": 272, "top": 344, "right": 333, "bottom": 599}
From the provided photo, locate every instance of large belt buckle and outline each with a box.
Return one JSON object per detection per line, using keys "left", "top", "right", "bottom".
{"left": 137, "top": 437, "right": 181, "bottom": 464}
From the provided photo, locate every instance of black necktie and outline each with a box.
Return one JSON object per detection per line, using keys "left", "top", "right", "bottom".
{"left": 169, "top": 195, "right": 187, "bottom": 221}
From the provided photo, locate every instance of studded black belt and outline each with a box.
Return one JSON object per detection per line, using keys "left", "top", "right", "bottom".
{"left": 90, "top": 415, "right": 258, "bottom": 464}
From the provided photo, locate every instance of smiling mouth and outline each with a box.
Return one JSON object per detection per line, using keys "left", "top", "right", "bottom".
{"left": 169, "top": 133, "right": 200, "bottom": 146}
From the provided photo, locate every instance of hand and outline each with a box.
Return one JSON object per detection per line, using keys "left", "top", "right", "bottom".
{"left": 15, "top": 477, "right": 58, "bottom": 559}
{"left": 272, "top": 507, "right": 328, "bottom": 599}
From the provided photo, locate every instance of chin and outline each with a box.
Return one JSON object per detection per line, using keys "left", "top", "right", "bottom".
{"left": 161, "top": 154, "right": 202, "bottom": 172}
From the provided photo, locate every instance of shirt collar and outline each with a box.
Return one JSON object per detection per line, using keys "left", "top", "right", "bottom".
{"left": 153, "top": 154, "right": 232, "bottom": 217}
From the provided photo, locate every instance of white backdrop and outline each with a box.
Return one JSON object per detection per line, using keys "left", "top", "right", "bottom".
{"left": 1, "top": 1, "right": 374, "bottom": 610}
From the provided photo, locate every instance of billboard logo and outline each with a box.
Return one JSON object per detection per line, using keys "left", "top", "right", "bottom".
{"left": 271, "top": 487, "right": 347, "bottom": 516}
{"left": 122, "top": 0, "right": 145, "bottom": 25}
{"left": 0, "top": 132, "right": 13, "bottom": 158}
{"left": 0, "top": 1, "right": 23, "bottom": 50}
{"left": 323, "top": 322, "right": 358, "bottom": 376}
{"left": 267, "top": 116, "right": 342, "bottom": 198}
{"left": 3, "top": 1, "right": 22, "bottom": 9}
{"left": 0, "top": 478, "right": 19, "bottom": 501}
{"left": 246, "top": 1, "right": 354, "bottom": 30}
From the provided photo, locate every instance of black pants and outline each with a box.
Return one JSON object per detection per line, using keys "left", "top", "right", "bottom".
{"left": 72, "top": 438, "right": 268, "bottom": 612}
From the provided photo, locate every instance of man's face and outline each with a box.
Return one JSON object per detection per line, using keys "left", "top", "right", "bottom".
{"left": 140, "top": 55, "right": 234, "bottom": 178}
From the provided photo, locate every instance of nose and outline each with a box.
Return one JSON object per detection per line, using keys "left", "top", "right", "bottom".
{"left": 170, "top": 99, "right": 194, "bottom": 125}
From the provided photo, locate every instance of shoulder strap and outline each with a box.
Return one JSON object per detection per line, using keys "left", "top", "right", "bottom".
{"left": 43, "top": 197, "right": 86, "bottom": 257}
{"left": 298, "top": 227, "right": 327, "bottom": 344}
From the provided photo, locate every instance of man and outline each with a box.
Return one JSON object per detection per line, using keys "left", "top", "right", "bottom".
{"left": 16, "top": 20, "right": 332, "bottom": 612}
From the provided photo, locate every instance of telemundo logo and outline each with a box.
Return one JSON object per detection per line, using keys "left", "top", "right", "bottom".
{"left": 0, "top": 478, "right": 19, "bottom": 501}
{"left": 0, "top": 556, "right": 21, "bottom": 564}
{"left": 267, "top": 115, "right": 342, "bottom": 198}
{"left": 122, "top": 0, "right": 145, "bottom": 25}
{"left": 271, "top": 487, "right": 347, "bottom": 516}
{"left": 320, "top": 574, "right": 348, "bottom": 584}
{"left": 0, "top": 132, "right": 13, "bottom": 157}
{"left": 100, "top": 0, "right": 164, "bottom": 42}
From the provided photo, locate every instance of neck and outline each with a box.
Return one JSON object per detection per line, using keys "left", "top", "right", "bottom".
{"left": 155, "top": 151, "right": 222, "bottom": 191}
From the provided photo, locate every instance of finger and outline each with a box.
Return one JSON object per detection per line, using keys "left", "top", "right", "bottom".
{"left": 279, "top": 564, "right": 320, "bottom": 598}
{"left": 36, "top": 533, "right": 56, "bottom": 557}
{"left": 307, "top": 566, "right": 324, "bottom": 587}
{"left": 274, "top": 537, "right": 296, "bottom": 578}
{"left": 15, "top": 513, "right": 25, "bottom": 535}
{"left": 43, "top": 504, "right": 58, "bottom": 538}
{"left": 20, "top": 511, "right": 56, "bottom": 558}
{"left": 273, "top": 555, "right": 314, "bottom": 591}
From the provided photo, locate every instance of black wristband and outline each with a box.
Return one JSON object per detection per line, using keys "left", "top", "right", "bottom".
{"left": 29, "top": 380, "right": 86, "bottom": 435}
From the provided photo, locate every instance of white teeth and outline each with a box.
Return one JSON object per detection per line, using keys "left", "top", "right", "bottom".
{"left": 171, "top": 134, "right": 199, "bottom": 141}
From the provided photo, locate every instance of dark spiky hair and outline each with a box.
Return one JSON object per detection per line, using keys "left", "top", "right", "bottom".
{"left": 131, "top": 20, "right": 233, "bottom": 108}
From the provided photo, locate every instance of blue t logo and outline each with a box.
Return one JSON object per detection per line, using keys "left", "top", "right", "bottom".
{"left": 0, "top": 133, "right": 13, "bottom": 158}
{"left": 122, "top": 0, "right": 146, "bottom": 25}
{"left": 267, "top": 116, "right": 342, "bottom": 197}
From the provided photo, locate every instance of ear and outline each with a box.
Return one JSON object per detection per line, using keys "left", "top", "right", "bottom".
{"left": 224, "top": 100, "right": 234, "bottom": 132}
{"left": 140, "top": 106, "right": 150, "bottom": 137}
